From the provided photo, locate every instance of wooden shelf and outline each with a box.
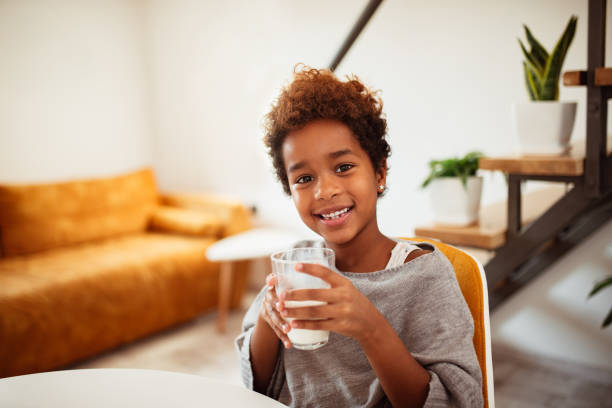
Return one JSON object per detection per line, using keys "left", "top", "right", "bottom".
{"left": 563, "top": 67, "right": 612, "bottom": 86}
{"left": 478, "top": 136, "right": 612, "bottom": 176}
{"left": 415, "top": 186, "right": 566, "bottom": 249}
{"left": 414, "top": 224, "right": 504, "bottom": 250}
{"left": 479, "top": 155, "right": 584, "bottom": 176}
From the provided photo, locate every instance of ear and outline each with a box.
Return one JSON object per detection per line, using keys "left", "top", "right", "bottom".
{"left": 375, "top": 160, "right": 387, "bottom": 191}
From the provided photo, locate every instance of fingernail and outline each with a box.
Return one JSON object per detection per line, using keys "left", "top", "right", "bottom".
{"left": 275, "top": 301, "right": 281, "bottom": 310}
{"left": 284, "top": 341, "right": 289, "bottom": 348}
{"left": 295, "top": 263, "right": 303, "bottom": 271}
{"left": 282, "top": 324, "right": 289, "bottom": 332}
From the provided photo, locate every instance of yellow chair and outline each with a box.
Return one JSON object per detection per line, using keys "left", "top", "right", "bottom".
{"left": 406, "top": 238, "right": 495, "bottom": 408}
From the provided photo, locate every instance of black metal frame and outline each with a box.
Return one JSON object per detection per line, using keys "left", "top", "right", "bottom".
{"left": 586, "top": 0, "right": 608, "bottom": 198}
{"left": 490, "top": 191, "right": 612, "bottom": 309}
{"left": 329, "top": 0, "right": 383, "bottom": 72}
{"left": 486, "top": 0, "right": 612, "bottom": 307}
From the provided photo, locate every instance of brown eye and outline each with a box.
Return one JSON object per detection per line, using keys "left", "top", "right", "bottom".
{"left": 336, "top": 163, "right": 354, "bottom": 173}
{"left": 296, "top": 175, "right": 313, "bottom": 184}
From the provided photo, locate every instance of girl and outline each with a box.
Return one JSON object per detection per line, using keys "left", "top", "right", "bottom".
{"left": 235, "top": 66, "right": 483, "bottom": 408}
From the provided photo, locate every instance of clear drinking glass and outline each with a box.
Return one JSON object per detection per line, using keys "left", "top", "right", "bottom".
{"left": 271, "top": 247, "right": 335, "bottom": 350}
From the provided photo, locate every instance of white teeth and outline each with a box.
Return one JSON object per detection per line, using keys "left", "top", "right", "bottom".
{"left": 321, "top": 207, "right": 350, "bottom": 220}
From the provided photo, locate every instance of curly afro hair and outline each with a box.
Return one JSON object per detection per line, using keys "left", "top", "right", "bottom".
{"left": 263, "top": 65, "right": 390, "bottom": 195}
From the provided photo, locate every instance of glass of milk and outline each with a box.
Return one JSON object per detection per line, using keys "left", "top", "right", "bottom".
{"left": 271, "top": 247, "right": 335, "bottom": 350}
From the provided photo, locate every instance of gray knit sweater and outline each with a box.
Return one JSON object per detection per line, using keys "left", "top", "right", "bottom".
{"left": 235, "top": 241, "right": 483, "bottom": 407}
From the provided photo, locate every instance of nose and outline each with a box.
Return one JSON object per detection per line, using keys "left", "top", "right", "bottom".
{"left": 314, "top": 174, "right": 341, "bottom": 201}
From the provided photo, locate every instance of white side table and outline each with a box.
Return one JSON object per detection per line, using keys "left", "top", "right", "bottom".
{"left": 206, "top": 228, "right": 303, "bottom": 332}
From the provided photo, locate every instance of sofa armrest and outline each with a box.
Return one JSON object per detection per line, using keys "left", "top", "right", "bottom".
{"left": 149, "top": 205, "right": 224, "bottom": 237}
{"left": 159, "top": 192, "right": 252, "bottom": 237}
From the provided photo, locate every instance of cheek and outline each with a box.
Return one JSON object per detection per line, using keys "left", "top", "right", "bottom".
{"left": 291, "top": 192, "right": 299, "bottom": 208}
{"left": 291, "top": 190, "right": 310, "bottom": 215}
{"left": 353, "top": 176, "right": 378, "bottom": 202}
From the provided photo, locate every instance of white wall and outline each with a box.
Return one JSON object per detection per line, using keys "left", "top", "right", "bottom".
{"left": 0, "top": 0, "right": 153, "bottom": 183}
{"left": 145, "top": 0, "right": 366, "bottom": 235}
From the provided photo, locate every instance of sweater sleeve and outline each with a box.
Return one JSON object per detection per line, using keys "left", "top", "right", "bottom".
{"left": 234, "top": 286, "right": 285, "bottom": 397}
{"left": 407, "top": 252, "right": 484, "bottom": 408}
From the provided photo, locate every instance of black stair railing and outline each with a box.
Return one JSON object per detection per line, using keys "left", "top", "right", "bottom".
{"left": 585, "top": 0, "right": 609, "bottom": 198}
{"left": 329, "top": 0, "right": 383, "bottom": 72}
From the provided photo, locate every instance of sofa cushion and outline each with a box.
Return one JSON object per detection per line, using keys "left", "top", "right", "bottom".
{"left": 0, "top": 232, "right": 248, "bottom": 377}
{"left": 0, "top": 168, "right": 158, "bottom": 256}
{"left": 149, "top": 206, "right": 223, "bottom": 237}
{"left": 160, "top": 193, "right": 252, "bottom": 237}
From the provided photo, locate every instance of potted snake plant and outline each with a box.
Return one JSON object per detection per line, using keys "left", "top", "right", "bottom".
{"left": 514, "top": 15, "right": 577, "bottom": 155}
{"left": 421, "top": 151, "right": 484, "bottom": 226}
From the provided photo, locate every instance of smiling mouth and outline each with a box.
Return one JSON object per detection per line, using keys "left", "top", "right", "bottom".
{"left": 315, "top": 206, "right": 353, "bottom": 225}
{"left": 320, "top": 207, "right": 351, "bottom": 220}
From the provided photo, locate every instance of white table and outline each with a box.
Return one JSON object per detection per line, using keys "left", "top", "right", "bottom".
{"left": 0, "top": 368, "right": 286, "bottom": 407}
{"left": 206, "top": 228, "right": 304, "bottom": 332}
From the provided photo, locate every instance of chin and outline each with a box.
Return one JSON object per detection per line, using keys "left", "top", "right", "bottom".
{"left": 315, "top": 229, "right": 356, "bottom": 246}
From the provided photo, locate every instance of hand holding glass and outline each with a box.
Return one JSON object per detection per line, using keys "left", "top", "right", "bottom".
{"left": 271, "top": 247, "right": 334, "bottom": 350}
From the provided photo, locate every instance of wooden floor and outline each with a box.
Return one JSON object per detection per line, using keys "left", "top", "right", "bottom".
{"left": 72, "top": 292, "right": 612, "bottom": 407}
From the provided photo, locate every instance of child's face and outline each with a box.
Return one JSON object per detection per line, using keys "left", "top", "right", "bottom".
{"left": 282, "top": 119, "right": 385, "bottom": 246}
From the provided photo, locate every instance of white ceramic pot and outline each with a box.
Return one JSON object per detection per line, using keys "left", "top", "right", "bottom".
{"left": 513, "top": 101, "right": 577, "bottom": 155}
{"left": 428, "top": 176, "right": 483, "bottom": 226}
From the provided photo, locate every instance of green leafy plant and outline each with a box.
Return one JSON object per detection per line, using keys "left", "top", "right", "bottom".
{"left": 519, "top": 15, "right": 577, "bottom": 101}
{"left": 421, "top": 151, "right": 484, "bottom": 190}
{"left": 588, "top": 276, "right": 612, "bottom": 328}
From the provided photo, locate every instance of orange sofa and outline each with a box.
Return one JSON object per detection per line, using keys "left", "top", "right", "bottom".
{"left": 0, "top": 168, "right": 251, "bottom": 378}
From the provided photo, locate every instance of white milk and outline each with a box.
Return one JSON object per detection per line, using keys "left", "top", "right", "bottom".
{"left": 285, "top": 300, "right": 329, "bottom": 350}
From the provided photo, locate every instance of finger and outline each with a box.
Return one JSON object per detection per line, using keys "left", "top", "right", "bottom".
{"left": 264, "top": 293, "right": 285, "bottom": 322}
{"left": 265, "top": 273, "right": 277, "bottom": 288}
{"left": 290, "top": 318, "right": 335, "bottom": 332}
{"left": 268, "top": 321, "right": 291, "bottom": 348}
{"left": 268, "top": 291, "right": 291, "bottom": 314}
{"left": 281, "top": 303, "right": 338, "bottom": 320}
{"left": 283, "top": 288, "right": 340, "bottom": 304}
{"left": 264, "top": 294, "right": 284, "bottom": 324}
{"left": 264, "top": 299, "right": 292, "bottom": 336}
{"left": 261, "top": 302, "right": 292, "bottom": 348}
{"left": 264, "top": 289, "right": 280, "bottom": 309}
{"left": 269, "top": 323, "right": 292, "bottom": 349}
{"left": 265, "top": 284, "right": 279, "bottom": 298}
{"left": 295, "top": 263, "right": 345, "bottom": 287}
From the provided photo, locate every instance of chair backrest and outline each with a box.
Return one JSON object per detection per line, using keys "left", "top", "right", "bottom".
{"left": 405, "top": 238, "right": 495, "bottom": 408}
